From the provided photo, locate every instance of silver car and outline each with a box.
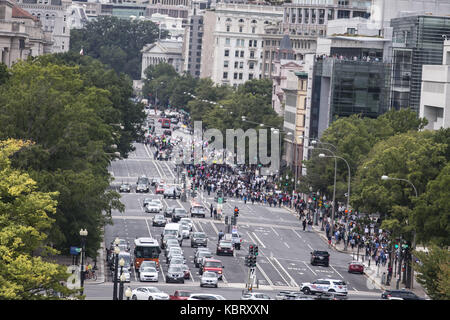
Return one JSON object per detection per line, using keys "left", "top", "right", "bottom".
{"left": 200, "top": 271, "right": 218, "bottom": 288}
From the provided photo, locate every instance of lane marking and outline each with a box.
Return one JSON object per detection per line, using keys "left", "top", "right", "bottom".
{"left": 303, "top": 261, "right": 317, "bottom": 276}
{"left": 209, "top": 221, "right": 219, "bottom": 234}
{"left": 307, "top": 244, "right": 314, "bottom": 251}
{"left": 292, "top": 229, "right": 302, "bottom": 239}
{"left": 144, "top": 218, "right": 152, "bottom": 238}
{"left": 284, "top": 242, "right": 290, "bottom": 248}
{"left": 251, "top": 232, "right": 266, "bottom": 249}
{"left": 271, "top": 227, "right": 279, "bottom": 237}
{"left": 272, "top": 257, "right": 299, "bottom": 287}
{"left": 330, "top": 265, "right": 344, "bottom": 279}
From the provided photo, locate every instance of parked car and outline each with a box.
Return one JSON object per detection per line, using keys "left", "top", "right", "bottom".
{"left": 381, "top": 290, "right": 425, "bottom": 300}
{"left": 169, "top": 290, "right": 192, "bottom": 300}
{"left": 179, "top": 218, "right": 193, "bottom": 231}
{"left": 131, "top": 287, "right": 169, "bottom": 300}
{"left": 172, "top": 208, "right": 188, "bottom": 222}
{"left": 216, "top": 240, "right": 234, "bottom": 256}
{"left": 200, "top": 258, "right": 224, "bottom": 279}
{"left": 191, "top": 232, "right": 208, "bottom": 248}
{"left": 301, "top": 279, "right": 348, "bottom": 296}
{"left": 241, "top": 292, "right": 272, "bottom": 300}
{"left": 190, "top": 205, "right": 206, "bottom": 218}
{"left": 188, "top": 294, "right": 225, "bottom": 300}
{"left": 200, "top": 271, "right": 218, "bottom": 288}
{"left": 164, "top": 186, "right": 181, "bottom": 199}
{"left": 310, "top": 250, "right": 330, "bottom": 267}
{"left": 166, "top": 265, "right": 185, "bottom": 283}
{"left": 139, "top": 267, "right": 158, "bottom": 282}
{"left": 152, "top": 214, "right": 167, "bottom": 227}
{"left": 119, "top": 183, "right": 131, "bottom": 193}
{"left": 348, "top": 261, "right": 364, "bottom": 274}
{"left": 194, "top": 250, "right": 212, "bottom": 268}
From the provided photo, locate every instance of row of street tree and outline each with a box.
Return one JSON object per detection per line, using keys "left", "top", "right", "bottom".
{"left": 0, "top": 53, "right": 145, "bottom": 298}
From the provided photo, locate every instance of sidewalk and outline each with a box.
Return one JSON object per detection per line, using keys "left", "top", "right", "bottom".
{"left": 281, "top": 205, "right": 429, "bottom": 299}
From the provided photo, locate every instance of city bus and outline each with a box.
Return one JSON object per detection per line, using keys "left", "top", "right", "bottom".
{"left": 161, "top": 118, "right": 171, "bottom": 129}
{"left": 133, "top": 237, "right": 161, "bottom": 271}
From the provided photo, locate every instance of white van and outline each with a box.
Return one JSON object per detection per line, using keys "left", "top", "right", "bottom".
{"left": 162, "top": 223, "right": 182, "bottom": 243}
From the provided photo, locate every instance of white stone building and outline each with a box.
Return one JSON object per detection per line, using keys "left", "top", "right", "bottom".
{"left": 141, "top": 38, "right": 183, "bottom": 79}
{"left": 420, "top": 39, "right": 450, "bottom": 130}
{"left": 200, "top": 3, "right": 284, "bottom": 87}
{"left": 0, "top": 0, "right": 52, "bottom": 66}
{"left": 149, "top": 13, "right": 185, "bottom": 40}
{"left": 16, "top": 0, "right": 72, "bottom": 53}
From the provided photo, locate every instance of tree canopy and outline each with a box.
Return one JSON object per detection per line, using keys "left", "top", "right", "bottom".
{"left": 69, "top": 16, "right": 167, "bottom": 80}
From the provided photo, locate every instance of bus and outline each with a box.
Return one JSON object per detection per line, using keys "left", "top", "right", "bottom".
{"left": 161, "top": 118, "right": 171, "bottom": 129}
{"left": 133, "top": 237, "right": 161, "bottom": 271}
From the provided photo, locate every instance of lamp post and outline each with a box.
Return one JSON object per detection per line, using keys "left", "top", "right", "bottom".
{"left": 112, "top": 238, "right": 120, "bottom": 300}
{"left": 309, "top": 146, "right": 337, "bottom": 237}
{"left": 119, "top": 258, "right": 126, "bottom": 301}
{"left": 79, "top": 229, "right": 88, "bottom": 294}
{"left": 125, "top": 286, "right": 132, "bottom": 300}
{"left": 319, "top": 153, "right": 351, "bottom": 210}
{"left": 381, "top": 175, "right": 418, "bottom": 289}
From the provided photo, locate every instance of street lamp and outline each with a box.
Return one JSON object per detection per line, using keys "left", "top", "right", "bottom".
{"left": 125, "top": 286, "right": 132, "bottom": 300}
{"left": 79, "top": 229, "right": 88, "bottom": 293}
{"left": 112, "top": 242, "right": 120, "bottom": 300}
{"left": 119, "top": 259, "right": 126, "bottom": 301}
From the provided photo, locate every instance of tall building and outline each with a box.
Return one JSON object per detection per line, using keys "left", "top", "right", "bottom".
{"left": 146, "top": 0, "right": 189, "bottom": 22}
{"left": 200, "top": 2, "right": 284, "bottom": 87}
{"left": 0, "top": 0, "right": 52, "bottom": 66}
{"left": 420, "top": 39, "right": 450, "bottom": 130}
{"left": 16, "top": 0, "right": 72, "bottom": 53}
{"left": 262, "top": 0, "right": 372, "bottom": 79}
{"left": 390, "top": 15, "right": 450, "bottom": 112}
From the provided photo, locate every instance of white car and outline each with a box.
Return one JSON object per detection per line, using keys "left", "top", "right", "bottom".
{"left": 241, "top": 292, "right": 272, "bottom": 300}
{"left": 181, "top": 224, "right": 190, "bottom": 239}
{"left": 188, "top": 293, "right": 225, "bottom": 300}
{"left": 151, "top": 199, "right": 164, "bottom": 211}
{"left": 131, "top": 287, "right": 169, "bottom": 300}
{"left": 139, "top": 267, "right": 159, "bottom": 282}
{"left": 143, "top": 198, "right": 153, "bottom": 207}
{"left": 145, "top": 202, "right": 159, "bottom": 213}
{"left": 179, "top": 218, "right": 193, "bottom": 231}
{"left": 301, "top": 279, "right": 348, "bottom": 296}
{"left": 200, "top": 271, "right": 218, "bottom": 288}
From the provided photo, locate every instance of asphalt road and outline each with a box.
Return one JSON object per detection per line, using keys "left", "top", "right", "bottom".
{"left": 85, "top": 118, "right": 382, "bottom": 300}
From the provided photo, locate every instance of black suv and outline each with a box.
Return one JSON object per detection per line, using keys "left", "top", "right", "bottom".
{"left": 191, "top": 232, "right": 208, "bottom": 248}
{"left": 310, "top": 250, "right": 330, "bottom": 267}
{"left": 381, "top": 290, "right": 424, "bottom": 300}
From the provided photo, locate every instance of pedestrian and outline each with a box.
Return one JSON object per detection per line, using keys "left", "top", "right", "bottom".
{"left": 213, "top": 208, "right": 217, "bottom": 220}
{"left": 302, "top": 219, "right": 307, "bottom": 231}
{"left": 307, "top": 219, "right": 313, "bottom": 232}
{"left": 218, "top": 230, "right": 224, "bottom": 242}
{"left": 210, "top": 203, "right": 213, "bottom": 218}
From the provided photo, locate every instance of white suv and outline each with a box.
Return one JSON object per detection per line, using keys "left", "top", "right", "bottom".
{"left": 301, "top": 279, "right": 348, "bottom": 296}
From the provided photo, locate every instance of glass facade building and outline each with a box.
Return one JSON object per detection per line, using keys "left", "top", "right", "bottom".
{"left": 390, "top": 15, "right": 450, "bottom": 112}
{"left": 310, "top": 58, "right": 391, "bottom": 138}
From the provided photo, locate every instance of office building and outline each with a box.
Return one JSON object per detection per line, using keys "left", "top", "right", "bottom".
{"left": 141, "top": 38, "right": 183, "bottom": 79}
{"left": 420, "top": 39, "right": 450, "bottom": 130}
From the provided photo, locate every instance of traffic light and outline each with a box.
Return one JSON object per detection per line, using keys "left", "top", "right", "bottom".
{"left": 249, "top": 255, "right": 256, "bottom": 267}
{"left": 234, "top": 207, "right": 239, "bottom": 217}
{"left": 231, "top": 215, "right": 236, "bottom": 225}
{"left": 244, "top": 255, "right": 250, "bottom": 267}
{"left": 254, "top": 245, "right": 259, "bottom": 256}
{"left": 225, "top": 216, "right": 229, "bottom": 225}
{"left": 249, "top": 244, "right": 254, "bottom": 256}
{"left": 395, "top": 244, "right": 399, "bottom": 249}
{"left": 312, "top": 194, "right": 316, "bottom": 201}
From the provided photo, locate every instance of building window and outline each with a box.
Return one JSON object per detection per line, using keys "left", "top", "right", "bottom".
{"left": 249, "top": 62, "right": 254, "bottom": 70}
{"left": 239, "top": 26, "right": 243, "bottom": 33}
{"left": 240, "top": 51, "right": 244, "bottom": 58}
{"left": 250, "top": 51, "right": 255, "bottom": 58}
{"left": 239, "top": 61, "right": 243, "bottom": 69}
{"left": 249, "top": 74, "right": 254, "bottom": 80}
{"left": 224, "top": 61, "right": 229, "bottom": 68}
{"left": 252, "top": 27, "right": 256, "bottom": 33}
{"left": 225, "top": 38, "right": 230, "bottom": 45}
{"left": 238, "top": 19, "right": 244, "bottom": 23}
{"left": 224, "top": 49, "right": 229, "bottom": 57}
{"left": 234, "top": 61, "right": 239, "bottom": 68}
{"left": 223, "top": 72, "right": 228, "bottom": 79}
{"left": 235, "top": 50, "right": 239, "bottom": 57}
{"left": 239, "top": 73, "right": 243, "bottom": 80}
{"left": 234, "top": 73, "right": 238, "bottom": 79}
{"left": 226, "top": 25, "right": 230, "bottom": 32}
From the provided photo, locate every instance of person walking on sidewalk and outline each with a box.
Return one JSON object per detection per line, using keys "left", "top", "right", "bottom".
{"left": 210, "top": 203, "right": 213, "bottom": 218}
{"left": 307, "top": 219, "right": 313, "bottom": 232}
{"left": 302, "top": 218, "right": 307, "bottom": 231}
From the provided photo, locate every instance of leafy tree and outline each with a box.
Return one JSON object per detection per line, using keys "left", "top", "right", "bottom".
{"left": 414, "top": 246, "right": 450, "bottom": 300}
{"left": 0, "top": 60, "right": 124, "bottom": 257}
{"left": 0, "top": 62, "right": 9, "bottom": 85}
{"left": 0, "top": 139, "right": 81, "bottom": 300}
{"left": 70, "top": 16, "right": 166, "bottom": 79}
{"left": 412, "top": 162, "right": 450, "bottom": 247}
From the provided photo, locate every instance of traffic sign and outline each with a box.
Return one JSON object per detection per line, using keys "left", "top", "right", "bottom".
{"left": 70, "top": 246, "right": 81, "bottom": 255}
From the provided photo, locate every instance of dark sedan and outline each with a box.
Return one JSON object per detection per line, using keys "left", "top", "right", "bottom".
{"left": 216, "top": 240, "right": 234, "bottom": 256}
{"left": 152, "top": 214, "right": 167, "bottom": 227}
{"left": 166, "top": 265, "right": 185, "bottom": 284}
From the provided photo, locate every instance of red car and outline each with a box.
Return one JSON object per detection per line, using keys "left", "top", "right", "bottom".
{"left": 200, "top": 258, "right": 224, "bottom": 280}
{"left": 348, "top": 261, "right": 364, "bottom": 274}
{"left": 155, "top": 184, "right": 165, "bottom": 194}
{"left": 169, "top": 290, "right": 192, "bottom": 300}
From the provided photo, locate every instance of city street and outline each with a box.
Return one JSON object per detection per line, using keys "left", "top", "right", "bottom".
{"left": 85, "top": 119, "right": 383, "bottom": 300}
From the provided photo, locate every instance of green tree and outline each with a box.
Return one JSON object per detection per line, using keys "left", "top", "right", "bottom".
{"left": 414, "top": 246, "right": 450, "bottom": 300}
{"left": 0, "top": 62, "right": 9, "bottom": 85}
{"left": 70, "top": 16, "right": 166, "bottom": 79}
{"left": 0, "top": 139, "right": 81, "bottom": 300}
